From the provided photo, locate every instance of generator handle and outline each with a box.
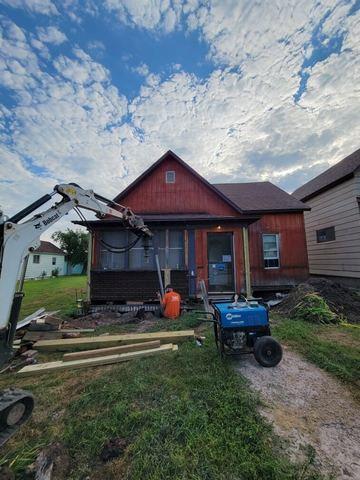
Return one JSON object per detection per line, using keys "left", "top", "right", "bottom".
{"left": 193, "top": 311, "right": 219, "bottom": 325}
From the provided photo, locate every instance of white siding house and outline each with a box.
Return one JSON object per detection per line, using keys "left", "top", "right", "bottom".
{"left": 293, "top": 148, "right": 360, "bottom": 285}
{"left": 25, "top": 241, "right": 66, "bottom": 279}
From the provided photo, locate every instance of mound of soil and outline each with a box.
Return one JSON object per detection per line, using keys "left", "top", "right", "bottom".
{"left": 275, "top": 278, "right": 360, "bottom": 324}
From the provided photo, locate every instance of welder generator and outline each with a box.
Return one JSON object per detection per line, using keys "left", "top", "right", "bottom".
{"left": 204, "top": 296, "right": 283, "bottom": 367}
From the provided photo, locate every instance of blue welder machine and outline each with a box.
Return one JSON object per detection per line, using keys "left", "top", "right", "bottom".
{"left": 201, "top": 295, "right": 283, "bottom": 367}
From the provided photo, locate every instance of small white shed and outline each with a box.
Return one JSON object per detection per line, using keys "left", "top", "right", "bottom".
{"left": 25, "top": 241, "right": 66, "bottom": 279}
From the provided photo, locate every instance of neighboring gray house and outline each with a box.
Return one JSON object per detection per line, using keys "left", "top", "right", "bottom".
{"left": 293, "top": 148, "right": 360, "bottom": 285}
{"left": 25, "top": 241, "right": 66, "bottom": 279}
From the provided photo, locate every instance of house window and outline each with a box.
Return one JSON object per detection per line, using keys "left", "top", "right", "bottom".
{"left": 100, "top": 231, "right": 127, "bottom": 270}
{"left": 263, "top": 234, "right": 280, "bottom": 269}
{"left": 99, "top": 229, "right": 184, "bottom": 270}
{"left": 316, "top": 226, "right": 335, "bottom": 243}
{"left": 33, "top": 254, "right": 40, "bottom": 264}
{"left": 157, "top": 230, "right": 184, "bottom": 269}
{"left": 165, "top": 171, "right": 175, "bottom": 183}
{"left": 52, "top": 257, "right": 56, "bottom": 265}
{"left": 128, "top": 232, "right": 155, "bottom": 270}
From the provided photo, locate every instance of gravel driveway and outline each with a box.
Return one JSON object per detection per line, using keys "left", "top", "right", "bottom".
{"left": 235, "top": 347, "right": 360, "bottom": 479}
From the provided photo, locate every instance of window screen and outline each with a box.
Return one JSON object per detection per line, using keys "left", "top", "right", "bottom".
{"left": 168, "top": 230, "right": 184, "bottom": 269}
{"left": 263, "top": 234, "right": 280, "bottom": 268}
{"left": 166, "top": 171, "right": 175, "bottom": 183}
{"left": 316, "top": 226, "right": 335, "bottom": 243}
{"left": 128, "top": 233, "right": 155, "bottom": 270}
{"left": 154, "top": 230, "right": 184, "bottom": 269}
{"left": 33, "top": 254, "right": 40, "bottom": 264}
{"left": 100, "top": 231, "right": 127, "bottom": 270}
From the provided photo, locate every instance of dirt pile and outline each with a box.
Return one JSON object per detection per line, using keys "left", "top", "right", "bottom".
{"left": 275, "top": 278, "right": 360, "bottom": 324}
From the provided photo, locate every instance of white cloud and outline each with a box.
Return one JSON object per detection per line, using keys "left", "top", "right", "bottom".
{"left": 0, "top": 0, "right": 359, "bottom": 246}
{"left": 103, "top": 0, "right": 181, "bottom": 32}
{"left": 132, "top": 62, "right": 149, "bottom": 77}
{"left": 0, "top": 0, "right": 58, "bottom": 15}
{"left": 37, "top": 26, "right": 67, "bottom": 45}
{"left": 87, "top": 40, "right": 106, "bottom": 56}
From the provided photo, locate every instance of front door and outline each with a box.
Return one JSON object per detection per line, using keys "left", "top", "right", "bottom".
{"left": 207, "top": 232, "right": 234, "bottom": 292}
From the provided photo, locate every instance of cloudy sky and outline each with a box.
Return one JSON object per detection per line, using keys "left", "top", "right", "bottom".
{"left": 0, "top": 0, "right": 359, "bottom": 237}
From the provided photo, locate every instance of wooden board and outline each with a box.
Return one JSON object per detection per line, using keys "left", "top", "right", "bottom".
{"left": 23, "top": 329, "right": 94, "bottom": 342}
{"left": 17, "top": 344, "right": 178, "bottom": 377}
{"left": 35, "top": 330, "right": 194, "bottom": 352}
{"left": 62, "top": 340, "right": 161, "bottom": 361}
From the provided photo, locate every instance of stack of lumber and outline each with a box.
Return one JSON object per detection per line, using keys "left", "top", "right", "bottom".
{"left": 17, "top": 330, "right": 194, "bottom": 377}
{"left": 17, "top": 308, "right": 95, "bottom": 342}
{"left": 34, "top": 330, "right": 194, "bottom": 351}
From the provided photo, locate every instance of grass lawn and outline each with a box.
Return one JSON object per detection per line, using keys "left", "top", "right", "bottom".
{"left": 0, "top": 318, "right": 322, "bottom": 480}
{"left": 19, "top": 275, "right": 87, "bottom": 319}
{"left": 272, "top": 315, "right": 360, "bottom": 395}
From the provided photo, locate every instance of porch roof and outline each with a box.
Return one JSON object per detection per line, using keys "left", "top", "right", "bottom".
{"left": 73, "top": 212, "right": 260, "bottom": 229}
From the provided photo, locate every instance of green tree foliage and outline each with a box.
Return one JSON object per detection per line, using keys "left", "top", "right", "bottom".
{"left": 52, "top": 229, "right": 88, "bottom": 273}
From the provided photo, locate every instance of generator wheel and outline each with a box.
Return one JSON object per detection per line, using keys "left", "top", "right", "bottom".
{"left": 254, "top": 336, "right": 282, "bottom": 367}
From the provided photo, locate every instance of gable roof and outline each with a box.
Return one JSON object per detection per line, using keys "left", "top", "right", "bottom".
{"left": 214, "top": 182, "right": 309, "bottom": 213}
{"left": 33, "top": 241, "right": 65, "bottom": 255}
{"left": 293, "top": 148, "right": 360, "bottom": 202}
{"left": 113, "top": 150, "right": 245, "bottom": 215}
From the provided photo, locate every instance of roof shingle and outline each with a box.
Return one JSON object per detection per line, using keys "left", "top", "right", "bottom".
{"left": 33, "top": 241, "right": 65, "bottom": 255}
{"left": 214, "top": 182, "right": 309, "bottom": 213}
{"left": 293, "top": 148, "right": 360, "bottom": 201}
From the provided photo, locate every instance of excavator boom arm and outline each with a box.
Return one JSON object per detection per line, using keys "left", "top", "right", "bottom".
{"left": 0, "top": 183, "right": 152, "bottom": 333}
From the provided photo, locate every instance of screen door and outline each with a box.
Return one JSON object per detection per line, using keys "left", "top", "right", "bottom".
{"left": 207, "top": 232, "right": 234, "bottom": 292}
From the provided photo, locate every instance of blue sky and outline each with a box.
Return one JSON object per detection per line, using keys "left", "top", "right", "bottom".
{"left": 0, "top": 0, "right": 359, "bottom": 233}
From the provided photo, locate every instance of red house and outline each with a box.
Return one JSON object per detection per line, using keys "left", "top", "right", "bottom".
{"left": 78, "top": 151, "right": 309, "bottom": 303}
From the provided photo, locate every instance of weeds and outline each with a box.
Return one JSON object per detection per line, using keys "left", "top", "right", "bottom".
{"left": 291, "top": 293, "right": 340, "bottom": 324}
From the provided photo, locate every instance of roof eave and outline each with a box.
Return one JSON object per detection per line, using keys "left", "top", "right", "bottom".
{"left": 298, "top": 172, "right": 354, "bottom": 202}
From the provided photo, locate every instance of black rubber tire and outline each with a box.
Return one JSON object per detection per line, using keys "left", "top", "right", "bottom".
{"left": 254, "top": 336, "right": 283, "bottom": 367}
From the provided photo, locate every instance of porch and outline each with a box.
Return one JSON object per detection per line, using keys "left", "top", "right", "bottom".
{"left": 80, "top": 215, "right": 258, "bottom": 303}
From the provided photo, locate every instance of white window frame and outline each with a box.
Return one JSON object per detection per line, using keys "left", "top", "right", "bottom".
{"left": 165, "top": 170, "right": 176, "bottom": 184}
{"left": 33, "top": 254, "right": 40, "bottom": 264}
{"left": 262, "top": 234, "right": 280, "bottom": 269}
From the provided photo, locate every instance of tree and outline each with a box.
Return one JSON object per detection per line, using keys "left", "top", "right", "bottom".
{"left": 52, "top": 229, "right": 89, "bottom": 273}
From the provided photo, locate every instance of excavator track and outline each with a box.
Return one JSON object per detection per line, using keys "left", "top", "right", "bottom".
{"left": 0, "top": 388, "right": 34, "bottom": 446}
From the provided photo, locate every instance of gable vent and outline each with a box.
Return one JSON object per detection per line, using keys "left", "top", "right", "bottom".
{"left": 166, "top": 171, "right": 176, "bottom": 183}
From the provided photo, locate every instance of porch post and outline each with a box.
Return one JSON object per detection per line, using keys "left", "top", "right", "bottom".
{"left": 86, "top": 232, "right": 92, "bottom": 302}
{"left": 242, "top": 226, "right": 252, "bottom": 298}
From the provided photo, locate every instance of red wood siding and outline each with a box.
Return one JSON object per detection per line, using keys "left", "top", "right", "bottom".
{"left": 119, "top": 157, "right": 239, "bottom": 216}
{"left": 249, "top": 213, "right": 309, "bottom": 288}
{"left": 195, "top": 226, "right": 245, "bottom": 292}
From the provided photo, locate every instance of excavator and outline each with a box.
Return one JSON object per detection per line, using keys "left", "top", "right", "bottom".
{"left": 0, "top": 183, "right": 152, "bottom": 446}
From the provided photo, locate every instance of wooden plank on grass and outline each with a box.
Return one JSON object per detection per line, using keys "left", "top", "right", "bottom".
{"left": 35, "top": 330, "right": 194, "bottom": 352}
{"left": 17, "top": 344, "right": 178, "bottom": 377}
{"left": 62, "top": 340, "right": 161, "bottom": 361}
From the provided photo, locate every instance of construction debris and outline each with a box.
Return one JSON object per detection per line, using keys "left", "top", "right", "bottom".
{"left": 62, "top": 340, "right": 161, "bottom": 362}
{"left": 17, "top": 343, "right": 178, "bottom": 376}
{"left": 34, "top": 330, "right": 195, "bottom": 352}
{"left": 16, "top": 308, "right": 45, "bottom": 330}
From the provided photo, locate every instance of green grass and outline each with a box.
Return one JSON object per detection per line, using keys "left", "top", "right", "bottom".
{"left": 0, "top": 317, "right": 323, "bottom": 479}
{"left": 272, "top": 316, "right": 360, "bottom": 392}
{"left": 19, "top": 275, "right": 87, "bottom": 319}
